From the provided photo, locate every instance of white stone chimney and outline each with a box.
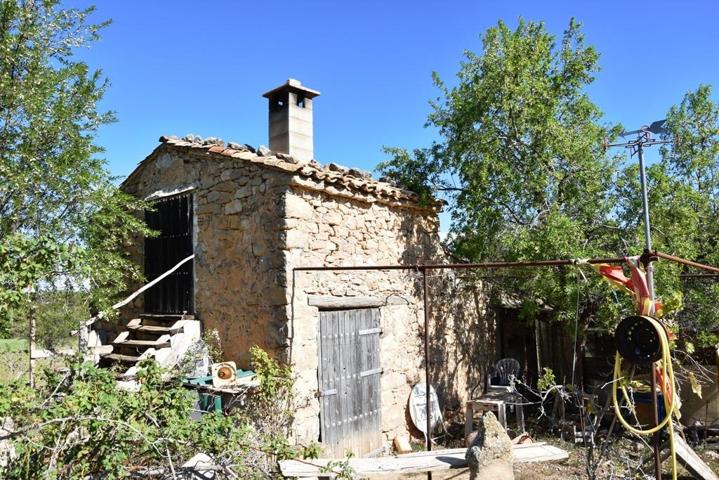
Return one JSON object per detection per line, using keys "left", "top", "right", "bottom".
{"left": 262, "top": 79, "right": 320, "bottom": 163}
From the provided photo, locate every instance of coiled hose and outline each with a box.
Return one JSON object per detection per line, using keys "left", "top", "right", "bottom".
{"left": 612, "top": 316, "right": 677, "bottom": 480}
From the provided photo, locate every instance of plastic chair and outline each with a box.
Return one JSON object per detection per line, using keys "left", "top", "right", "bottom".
{"left": 465, "top": 358, "right": 525, "bottom": 443}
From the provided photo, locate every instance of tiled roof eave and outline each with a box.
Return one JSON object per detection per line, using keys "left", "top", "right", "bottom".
{"left": 122, "top": 135, "right": 442, "bottom": 213}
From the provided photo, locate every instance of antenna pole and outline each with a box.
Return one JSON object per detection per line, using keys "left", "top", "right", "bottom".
{"left": 607, "top": 126, "right": 672, "bottom": 480}
{"left": 637, "top": 140, "right": 655, "bottom": 297}
{"left": 636, "top": 138, "right": 663, "bottom": 480}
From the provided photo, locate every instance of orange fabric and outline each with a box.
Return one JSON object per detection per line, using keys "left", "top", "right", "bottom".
{"left": 594, "top": 257, "right": 662, "bottom": 316}
{"left": 593, "top": 264, "right": 633, "bottom": 293}
{"left": 656, "top": 364, "right": 672, "bottom": 403}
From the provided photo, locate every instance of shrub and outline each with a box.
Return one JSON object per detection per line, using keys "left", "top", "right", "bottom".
{"left": 0, "top": 348, "right": 316, "bottom": 478}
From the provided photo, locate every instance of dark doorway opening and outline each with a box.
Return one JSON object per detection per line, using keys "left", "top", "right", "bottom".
{"left": 495, "top": 307, "right": 539, "bottom": 384}
{"left": 144, "top": 193, "right": 194, "bottom": 314}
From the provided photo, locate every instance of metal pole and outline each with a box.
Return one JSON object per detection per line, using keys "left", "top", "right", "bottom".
{"left": 657, "top": 251, "right": 719, "bottom": 274}
{"left": 637, "top": 141, "right": 663, "bottom": 480}
{"left": 294, "top": 256, "right": 630, "bottom": 272}
{"left": 422, "top": 267, "right": 432, "bottom": 480}
{"left": 637, "top": 142, "right": 655, "bottom": 298}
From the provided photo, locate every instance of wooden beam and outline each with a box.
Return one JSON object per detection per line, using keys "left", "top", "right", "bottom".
{"left": 279, "top": 443, "right": 569, "bottom": 478}
{"left": 307, "top": 295, "right": 384, "bottom": 309}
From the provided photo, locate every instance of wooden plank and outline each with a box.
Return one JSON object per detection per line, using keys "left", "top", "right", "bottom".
{"left": 350, "top": 309, "right": 360, "bottom": 455}
{"left": 318, "top": 312, "right": 328, "bottom": 447}
{"left": 117, "top": 339, "right": 171, "bottom": 348}
{"left": 370, "top": 308, "right": 382, "bottom": 449}
{"left": 672, "top": 436, "right": 718, "bottom": 480}
{"left": 104, "top": 353, "right": 141, "bottom": 363}
{"left": 641, "top": 436, "right": 718, "bottom": 480}
{"left": 126, "top": 323, "right": 181, "bottom": 334}
{"left": 279, "top": 444, "right": 569, "bottom": 478}
{"left": 327, "top": 310, "right": 335, "bottom": 448}
{"left": 346, "top": 310, "right": 354, "bottom": 456}
{"left": 344, "top": 309, "right": 355, "bottom": 456}
{"left": 318, "top": 308, "right": 383, "bottom": 458}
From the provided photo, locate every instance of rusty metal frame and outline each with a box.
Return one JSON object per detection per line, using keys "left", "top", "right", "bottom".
{"left": 293, "top": 251, "right": 719, "bottom": 470}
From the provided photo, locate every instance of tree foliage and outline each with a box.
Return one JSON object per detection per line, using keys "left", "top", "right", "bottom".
{"left": 0, "top": 0, "right": 151, "bottom": 336}
{"left": 380, "top": 19, "right": 624, "bottom": 327}
{"left": 379, "top": 19, "right": 719, "bottom": 350}
{"left": 651, "top": 85, "right": 719, "bottom": 348}
{"left": 0, "top": 348, "right": 317, "bottom": 479}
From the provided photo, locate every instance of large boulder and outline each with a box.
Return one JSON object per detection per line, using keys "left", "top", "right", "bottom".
{"left": 465, "top": 411, "right": 514, "bottom": 480}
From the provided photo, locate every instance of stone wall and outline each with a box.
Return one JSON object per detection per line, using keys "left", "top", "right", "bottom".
{"left": 120, "top": 144, "right": 494, "bottom": 453}
{"left": 282, "top": 187, "right": 492, "bottom": 449}
{"left": 121, "top": 146, "right": 291, "bottom": 367}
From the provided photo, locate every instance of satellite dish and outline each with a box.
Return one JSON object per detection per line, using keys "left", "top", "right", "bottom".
{"left": 408, "top": 383, "right": 442, "bottom": 439}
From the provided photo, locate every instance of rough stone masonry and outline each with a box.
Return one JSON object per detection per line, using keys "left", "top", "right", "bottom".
{"left": 118, "top": 79, "right": 496, "bottom": 454}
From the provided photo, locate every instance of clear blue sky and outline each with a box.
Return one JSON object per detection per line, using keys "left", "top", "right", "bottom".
{"left": 75, "top": 0, "right": 719, "bottom": 180}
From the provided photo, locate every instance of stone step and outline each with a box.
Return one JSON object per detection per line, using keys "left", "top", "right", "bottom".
{"left": 117, "top": 338, "right": 171, "bottom": 349}
{"left": 139, "top": 313, "right": 194, "bottom": 324}
{"left": 126, "top": 318, "right": 183, "bottom": 335}
{"left": 103, "top": 353, "right": 142, "bottom": 364}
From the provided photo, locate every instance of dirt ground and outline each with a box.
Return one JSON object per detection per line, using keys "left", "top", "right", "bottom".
{"left": 385, "top": 436, "right": 719, "bottom": 480}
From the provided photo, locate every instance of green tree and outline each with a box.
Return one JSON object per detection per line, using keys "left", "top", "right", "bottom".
{"left": 380, "top": 19, "right": 624, "bottom": 327}
{"left": 379, "top": 18, "right": 719, "bottom": 362}
{"left": 638, "top": 85, "right": 719, "bottom": 349}
{"left": 0, "top": 0, "right": 150, "bottom": 336}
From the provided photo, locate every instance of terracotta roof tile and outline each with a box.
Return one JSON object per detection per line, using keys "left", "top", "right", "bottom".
{"left": 124, "top": 135, "right": 440, "bottom": 211}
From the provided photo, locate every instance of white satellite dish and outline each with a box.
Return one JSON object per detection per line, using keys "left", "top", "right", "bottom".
{"left": 408, "top": 383, "right": 442, "bottom": 440}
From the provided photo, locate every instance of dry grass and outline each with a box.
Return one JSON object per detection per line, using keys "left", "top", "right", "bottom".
{"left": 0, "top": 338, "right": 29, "bottom": 382}
{"left": 0, "top": 338, "right": 68, "bottom": 383}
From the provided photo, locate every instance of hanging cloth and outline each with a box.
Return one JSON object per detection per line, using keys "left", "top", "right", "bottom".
{"left": 593, "top": 256, "right": 662, "bottom": 316}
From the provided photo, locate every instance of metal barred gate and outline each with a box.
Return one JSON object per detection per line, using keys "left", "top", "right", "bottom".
{"left": 144, "top": 194, "right": 194, "bottom": 314}
{"left": 318, "top": 308, "right": 382, "bottom": 457}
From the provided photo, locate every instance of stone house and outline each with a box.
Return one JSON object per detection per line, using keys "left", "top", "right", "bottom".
{"left": 119, "top": 80, "right": 491, "bottom": 456}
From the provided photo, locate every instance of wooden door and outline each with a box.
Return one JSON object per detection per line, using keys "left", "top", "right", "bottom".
{"left": 318, "top": 308, "right": 382, "bottom": 457}
{"left": 144, "top": 194, "right": 194, "bottom": 314}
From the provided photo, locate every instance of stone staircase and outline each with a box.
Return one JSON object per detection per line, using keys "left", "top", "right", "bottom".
{"left": 100, "top": 313, "right": 201, "bottom": 378}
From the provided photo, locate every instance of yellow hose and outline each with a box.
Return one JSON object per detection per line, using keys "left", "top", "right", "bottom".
{"left": 612, "top": 316, "right": 678, "bottom": 480}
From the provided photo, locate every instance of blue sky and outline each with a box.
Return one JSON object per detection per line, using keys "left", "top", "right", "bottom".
{"left": 76, "top": 0, "right": 719, "bottom": 180}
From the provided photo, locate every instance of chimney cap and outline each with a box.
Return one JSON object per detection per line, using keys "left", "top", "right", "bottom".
{"left": 262, "top": 78, "right": 320, "bottom": 99}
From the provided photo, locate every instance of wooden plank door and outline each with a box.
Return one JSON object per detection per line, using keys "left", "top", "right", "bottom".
{"left": 318, "top": 308, "right": 382, "bottom": 457}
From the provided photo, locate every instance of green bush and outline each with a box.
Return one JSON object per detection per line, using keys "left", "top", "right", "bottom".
{"left": 0, "top": 348, "right": 317, "bottom": 478}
